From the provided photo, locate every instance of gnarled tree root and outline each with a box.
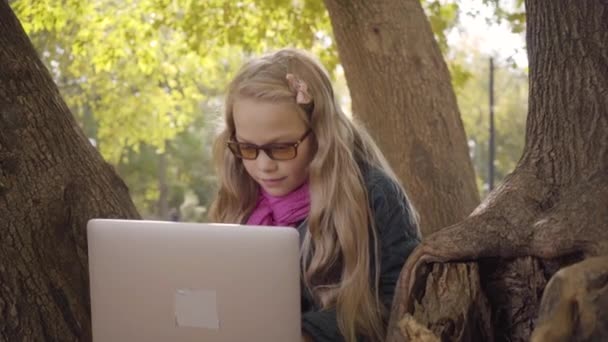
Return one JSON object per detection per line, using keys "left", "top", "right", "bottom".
{"left": 386, "top": 170, "right": 608, "bottom": 341}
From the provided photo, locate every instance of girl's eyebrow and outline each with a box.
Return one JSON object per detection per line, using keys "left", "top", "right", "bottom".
{"left": 235, "top": 134, "right": 301, "bottom": 144}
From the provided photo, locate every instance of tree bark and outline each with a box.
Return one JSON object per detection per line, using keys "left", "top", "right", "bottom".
{"left": 323, "top": 0, "right": 480, "bottom": 236}
{"left": 0, "top": 2, "right": 140, "bottom": 341}
{"left": 388, "top": 1, "right": 608, "bottom": 341}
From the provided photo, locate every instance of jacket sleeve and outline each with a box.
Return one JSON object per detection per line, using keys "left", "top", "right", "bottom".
{"left": 301, "top": 172, "right": 421, "bottom": 342}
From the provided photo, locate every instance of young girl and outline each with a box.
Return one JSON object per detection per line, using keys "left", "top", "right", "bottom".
{"left": 209, "top": 48, "right": 421, "bottom": 342}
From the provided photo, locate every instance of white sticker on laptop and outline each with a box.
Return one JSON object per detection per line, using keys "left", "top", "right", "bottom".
{"left": 174, "top": 289, "right": 219, "bottom": 329}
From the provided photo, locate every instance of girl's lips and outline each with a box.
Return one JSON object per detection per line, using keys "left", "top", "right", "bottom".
{"left": 261, "top": 177, "right": 287, "bottom": 186}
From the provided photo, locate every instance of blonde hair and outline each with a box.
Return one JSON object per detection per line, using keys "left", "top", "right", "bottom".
{"left": 209, "top": 48, "right": 417, "bottom": 341}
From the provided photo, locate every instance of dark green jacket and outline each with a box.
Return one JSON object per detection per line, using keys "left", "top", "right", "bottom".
{"left": 297, "top": 166, "right": 421, "bottom": 341}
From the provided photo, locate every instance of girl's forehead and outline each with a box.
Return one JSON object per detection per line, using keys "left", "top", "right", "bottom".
{"left": 232, "top": 98, "right": 308, "bottom": 139}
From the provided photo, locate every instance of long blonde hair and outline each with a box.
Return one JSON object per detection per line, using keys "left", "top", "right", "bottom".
{"left": 209, "top": 48, "right": 416, "bottom": 341}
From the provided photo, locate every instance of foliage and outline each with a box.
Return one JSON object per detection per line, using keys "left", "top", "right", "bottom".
{"left": 15, "top": 0, "right": 200, "bottom": 162}
{"left": 11, "top": 0, "right": 528, "bottom": 218}
{"left": 116, "top": 103, "right": 219, "bottom": 219}
{"left": 482, "top": 0, "right": 526, "bottom": 33}
{"left": 424, "top": 0, "right": 460, "bottom": 52}
{"left": 11, "top": 0, "right": 334, "bottom": 218}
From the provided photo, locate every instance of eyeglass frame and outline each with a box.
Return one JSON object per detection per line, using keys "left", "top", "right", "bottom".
{"left": 227, "top": 129, "right": 313, "bottom": 161}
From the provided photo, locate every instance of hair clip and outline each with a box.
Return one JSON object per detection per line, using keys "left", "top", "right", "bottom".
{"left": 286, "top": 74, "right": 313, "bottom": 105}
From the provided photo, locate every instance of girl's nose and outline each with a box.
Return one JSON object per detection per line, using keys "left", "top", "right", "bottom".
{"left": 255, "top": 150, "right": 278, "bottom": 172}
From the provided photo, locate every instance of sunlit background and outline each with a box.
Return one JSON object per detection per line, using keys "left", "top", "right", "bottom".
{"left": 12, "top": 0, "right": 527, "bottom": 221}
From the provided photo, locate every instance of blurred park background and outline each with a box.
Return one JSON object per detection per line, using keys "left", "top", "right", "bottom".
{"left": 11, "top": 0, "right": 527, "bottom": 222}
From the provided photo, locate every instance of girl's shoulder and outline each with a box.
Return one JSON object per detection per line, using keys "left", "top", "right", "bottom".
{"left": 358, "top": 162, "right": 415, "bottom": 219}
{"left": 358, "top": 162, "right": 402, "bottom": 197}
{"left": 359, "top": 163, "right": 421, "bottom": 238}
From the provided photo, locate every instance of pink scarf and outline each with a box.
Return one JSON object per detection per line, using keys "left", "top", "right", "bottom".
{"left": 246, "top": 181, "right": 310, "bottom": 227}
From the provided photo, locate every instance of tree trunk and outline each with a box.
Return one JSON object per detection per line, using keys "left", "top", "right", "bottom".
{"left": 0, "top": 2, "right": 140, "bottom": 341}
{"left": 323, "top": 0, "right": 480, "bottom": 236}
{"left": 388, "top": 1, "right": 608, "bottom": 341}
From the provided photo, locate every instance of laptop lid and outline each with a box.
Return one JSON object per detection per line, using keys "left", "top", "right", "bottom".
{"left": 87, "top": 219, "right": 301, "bottom": 342}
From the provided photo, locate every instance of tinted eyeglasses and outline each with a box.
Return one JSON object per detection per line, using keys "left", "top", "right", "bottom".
{"left": 227, "top": 129, "right": 312, "bottom": 161}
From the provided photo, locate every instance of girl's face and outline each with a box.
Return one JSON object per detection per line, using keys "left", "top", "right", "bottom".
{"left": 232, "top": 97, "right": 314, "bottom": 197}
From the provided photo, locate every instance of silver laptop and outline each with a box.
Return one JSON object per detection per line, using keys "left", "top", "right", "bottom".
{"left": 87, "top": 219, "right": 301, "bottom": 342}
